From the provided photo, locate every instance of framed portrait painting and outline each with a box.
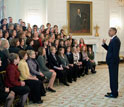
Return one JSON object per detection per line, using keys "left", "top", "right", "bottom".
{"left": 67, "top": 1, "right": 93, "bottom": 35}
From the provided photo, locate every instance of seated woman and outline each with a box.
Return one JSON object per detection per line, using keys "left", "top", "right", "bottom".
{"left": 88, "top": 47, "right": 97, "bottom": 73}
{"left": 9, "top": 29, "right": 17, "bottom": 44}
{"left": 9, "top": 38, "right": 20, "bottom": 53}
{"left": 0, "top": 39, "right": 10, "bottom": 58}
{"left": 37, "top": 47, "right": 56, "bottom": 92}
{"left": 76, "top": 46, "right": 85, "bottom": 76}
{"left": 58, "top": 48, "right": 74, "bottom": 83}
{"left": 27, "top": 50, "right": 46, "bottom": 96}
{"left": 0, "top": 39, "right": 9, "bottom": 72}
{"left": 18, "top": 50, "right": 43, "bottom": 104}
{"left": 72, "top": 46, "right": 83, "bottom": 77}
{"left": 48, "top": 46, "right": 69, "bottom": 86}
{"left": 65, "top": 46, "right": 77, "bottom": 81}
{"left": 0, "top": 59, "right": 15, "bottom": 107}
{"left": 81, "top": 46, "right": 96, "bottom": 75}
{"left": 18, "top": 38, "right": 25, "bottom": 50}
{"left": 5, "top": 53, "right": 30, "bottom": 107}
{"left": 25, "top": 38, "right": 34, "bottom": 50}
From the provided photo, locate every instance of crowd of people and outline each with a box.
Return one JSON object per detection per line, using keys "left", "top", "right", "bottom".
{"left": 0, "top": 17, "right": 97, "bottom": 107}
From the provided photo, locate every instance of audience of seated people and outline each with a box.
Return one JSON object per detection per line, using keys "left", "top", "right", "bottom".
{"left": 0, "top": 17, "right": 96, "bottom": 106}
{"left": 5, "top": 53, "right": 30, "bottom": 107}
{"left": 18, "top": 50, "right": 44, "bottom": 104}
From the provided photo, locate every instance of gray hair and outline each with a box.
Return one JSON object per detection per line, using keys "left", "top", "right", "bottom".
{"left": 27, "top": 50, "right": 35, "bottom": 57}
{"left": 0, "top": 39, "right": 10, "bottom": 50}
{"left": 9, "top": 53, "right": 19, "bottom": 63}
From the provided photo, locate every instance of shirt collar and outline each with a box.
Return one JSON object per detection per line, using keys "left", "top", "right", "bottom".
{"left": 111, "top": 35, "right": 116, "bottom": 39}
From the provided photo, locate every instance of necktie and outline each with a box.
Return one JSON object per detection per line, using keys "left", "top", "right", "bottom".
{"left": 110, "top": 39, "right": 112, "bottom": 43}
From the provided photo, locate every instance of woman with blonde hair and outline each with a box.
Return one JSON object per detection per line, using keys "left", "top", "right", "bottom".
{"left": 81, "top": 46, "right": 96, "bottom": 75}
{"left": 0, "top": 39, "right": 10, "bottom": 58}
{"left": 0, "top": 39, "right": 9, "bottom": 72}
{"left": 72, "top": 46, "right": 83, "bottom": 77}
{"left": 27, "top": 50, "right": 46, "bottom": 96}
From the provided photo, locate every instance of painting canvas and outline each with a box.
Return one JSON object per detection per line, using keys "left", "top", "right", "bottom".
{"left": 67, "top": 1, "right": 93, "bottom": 35}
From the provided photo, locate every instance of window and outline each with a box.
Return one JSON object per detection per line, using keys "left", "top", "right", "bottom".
{"left": 0, "top": 0, "right": 4, "bottom": 19}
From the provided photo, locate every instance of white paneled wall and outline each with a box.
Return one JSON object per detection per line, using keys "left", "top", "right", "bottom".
{"left": 5, "top": 0, "right": 47, "bottom": 27}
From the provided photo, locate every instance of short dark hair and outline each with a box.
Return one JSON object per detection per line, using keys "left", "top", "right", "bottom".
{"left": 110, "top": 27, "right": 117, "bottom": 34}
{"left": 8, "top": 17, "right": 12, "bottom": 19}
{"left": 18, "top": 50, "right": 27, "bottom": 59}
{"left": 26, "top": 38, "right": 33, "bottom": 45}
{"left": 58, "top": 48, "right": 64, "bottom": 55}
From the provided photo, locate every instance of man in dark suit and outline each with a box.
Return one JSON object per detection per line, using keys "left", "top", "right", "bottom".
{"left": 102, "top": 27, "right": 121, "bottom": 98}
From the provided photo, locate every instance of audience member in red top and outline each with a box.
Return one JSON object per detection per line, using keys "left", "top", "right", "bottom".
{"left": 0, "top": 58, "right": 15, "bottom": 107}
{"left": 79, "top": 38, "right": 86, "bottom": 49}
{"left": 5, "top": 53, "right": 30, "bottom": 107}
{"left": 39, "top": 33, "right": 44, "bottom": 46}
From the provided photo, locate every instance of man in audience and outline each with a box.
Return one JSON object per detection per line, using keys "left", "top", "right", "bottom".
{"left": 8, "top": 17, "right": 13, "bottom": 25}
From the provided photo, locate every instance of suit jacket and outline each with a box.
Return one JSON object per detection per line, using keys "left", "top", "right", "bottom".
{"left": 5, "top": 64, "right": 21, "bottom": 87}
{"left": 58, "top": 55, "right": 69, "bottom": 68}
{"left": 27, "top": 58, "right": 41, "bottom": 76}
{"left": 25, "top": 45, "right": 34, "bottom": 50}
{"left": 48, "top": 53, "right": 61, "bottom": 69}
{"left": 65, "top": 52, "right": 74, "bottom": 64}
{"left": 102, "top": 36, "right": 121, "bottom": 64}
{"left": 37, "top": 55, "right": 49, "bottom": 72}
{"left": 0, "top": 51, "right": 8, "bottom": 72}
{"left": 9, "top": 46, "right": 20, "bottom": 54}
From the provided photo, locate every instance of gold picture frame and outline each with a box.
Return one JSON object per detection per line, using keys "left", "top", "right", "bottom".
{"left": 67, "top": 1, "right": 93, "bottom": 35}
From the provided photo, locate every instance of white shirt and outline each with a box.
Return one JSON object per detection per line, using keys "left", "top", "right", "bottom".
{"left": 111, "top": 35, "right": 116, "bottom": 40}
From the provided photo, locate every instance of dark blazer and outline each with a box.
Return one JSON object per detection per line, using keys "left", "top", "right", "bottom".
{"left": 102, "top": 36, "right": 121, "bottom": 64}
{"left": 18, "top": 46, "right": 25, "bottom": 50}
{"left": 65, "top": 52, "right": 74, "bottom": 64}
{"left": 37, "top": 55, "right": 49, "bottom": 72}
{"left": 58, "top": 55, "right": 69, "bottom": 68}
{"left": 0, "top": 51, "right": 8, "bottom": 72}
{"left": 48, "top": 53, "right": 61, "bottom": 69}
{"left": 25, "top": 45, "right": 34, "bottom": 50}
{"left": 5, "top": 64, "right": 21, "bottom": 88}
{"left": 9, "top": 46, "right": 20, "bottom": 54}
